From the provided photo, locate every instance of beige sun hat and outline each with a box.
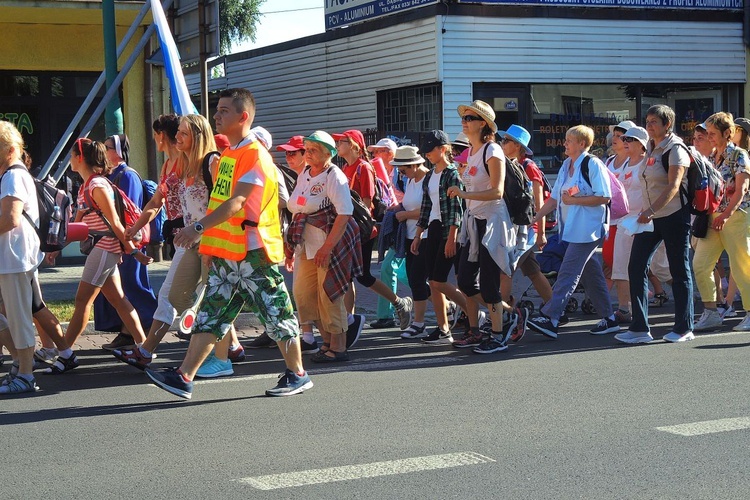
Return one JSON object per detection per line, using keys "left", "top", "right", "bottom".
{"left": 457, "top": 100, "right": 497, "bottom": 133}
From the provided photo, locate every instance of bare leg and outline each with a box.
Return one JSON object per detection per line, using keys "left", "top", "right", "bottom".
{"left": 413, "top": 299, "right": 427, "bottom": 324}
{"left": 276, "top": 337, "right": 303, "bottom": 374}
{"left": 429, "top": 282, "right": 449, "bottom": 331}
{"left": 33, "top": 307, "right": 70, "bottom": 351}
{"left": 179, "top": 332, "right": 217, "bottom": 380}
{"left": 99, "top": 274, "right": 147, "bottom": 344}
{"left": 141, "top": 320, "right": 171, "bottom": 353}
{"left": 726, "top": 275, "right": 739, "bottom": 305}
{"left": 614, "top": 279, "right": 631, "bottom": 311}
{"left": 369, "top": 278, "right": 398, "bottom": 304}
{"left": 64, "top": 281, "right": 101, "bottom": 347}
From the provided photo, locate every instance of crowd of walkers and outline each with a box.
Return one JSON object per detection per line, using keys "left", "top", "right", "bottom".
{"left": 0, "top": 92, "right": 748, "bottom": 399}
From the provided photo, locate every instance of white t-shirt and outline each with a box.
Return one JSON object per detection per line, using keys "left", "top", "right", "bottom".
{"left": 288, "top": 165, "right": 353, "bottom": 259}
{"left": 0, "top": 166, "right": 43, "bottom": 273}
{"left": 428, "top": 170, "right": 442, "bottom": 224}
{"left": 463, "top": 142, "right": 505, "bottom": 216}
{"left": 618, "top": 157, "right": 645, "bottom": 215}
{"left": 402, "top": 175, "right": 425, "bottom": 239}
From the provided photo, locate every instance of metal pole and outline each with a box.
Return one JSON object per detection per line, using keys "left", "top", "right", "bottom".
{"left": 39, "top": 0, "right": 161, "bottom": 179}
{"left": 52, "top": 20, "right": 160, "bottom": 183}
{"left": 198, "top": 0, "right": 209, "bottom": 118}
{"left": 102, "top": 0, "right": 124, "bottom": 136}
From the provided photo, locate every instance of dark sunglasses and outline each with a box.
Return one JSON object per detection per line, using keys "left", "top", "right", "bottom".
{"left": 285, "top": 150, "right": 305, "bottom": 156}
{"left": 461, "top": 115, "right": 484, "bottom": 123}
{"left": 500, "top": 137, "right": 515, "bottom": 144}
{"left": 621, "top": 137, "right": 638, "bottom": 143}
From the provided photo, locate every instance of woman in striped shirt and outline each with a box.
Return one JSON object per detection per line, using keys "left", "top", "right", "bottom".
{"left": 61, "top": 138, "right": 152, "bottom": 364}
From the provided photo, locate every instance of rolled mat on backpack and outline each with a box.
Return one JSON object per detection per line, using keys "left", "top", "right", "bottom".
{"left": 66, "top": 222, "right": 89, "bottom": 242}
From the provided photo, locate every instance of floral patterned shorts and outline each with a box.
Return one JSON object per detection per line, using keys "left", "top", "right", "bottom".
{"left": 194, "top": 249, "right": 299, "bottom": 342}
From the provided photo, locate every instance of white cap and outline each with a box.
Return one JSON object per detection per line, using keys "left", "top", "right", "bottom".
{"left": 367, "top": 138, "right": 397, "bottom": 153}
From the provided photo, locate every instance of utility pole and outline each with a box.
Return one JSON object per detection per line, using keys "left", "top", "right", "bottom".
{"left": 198, "top": 0, "right": 209, "bottom": 118}
{"left": 102, "top": 0, "right": 124, "bottom": 135}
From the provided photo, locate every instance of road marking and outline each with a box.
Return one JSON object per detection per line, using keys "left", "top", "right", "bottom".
{"left": 236, "top": 452, "right": 495, "bottom": 490}
{"left": 656, "top": 417, "right": 750, "bottom": 436}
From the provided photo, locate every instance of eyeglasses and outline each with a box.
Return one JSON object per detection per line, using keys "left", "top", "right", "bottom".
{"left": 621, "top": 137, "right": 638, "bottom": 143}
{"left": 461, "top": 115, "right": 484, "bottom": 123}
{"left": 500, "top": 137, "right": 514, "bottom": 144}
{"left": 285, "top": 150, "right": 304, "bottom": 156}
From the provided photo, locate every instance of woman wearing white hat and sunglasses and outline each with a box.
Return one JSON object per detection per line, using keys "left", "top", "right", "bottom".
{"left": 447, "top": 100, "right": 514, "bottom": 353}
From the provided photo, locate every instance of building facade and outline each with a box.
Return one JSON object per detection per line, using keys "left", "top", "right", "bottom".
{"left": 193, "top": 1, "right": 747, "bottom": 170}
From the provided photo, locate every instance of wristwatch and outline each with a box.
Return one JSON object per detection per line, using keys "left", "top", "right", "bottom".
{"left": 194, "top": 222, "right": 205, "bottom": 234}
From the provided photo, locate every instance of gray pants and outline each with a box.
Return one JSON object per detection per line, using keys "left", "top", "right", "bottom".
{"left": 540, "top": 239, "right": 612, "bottom": 321}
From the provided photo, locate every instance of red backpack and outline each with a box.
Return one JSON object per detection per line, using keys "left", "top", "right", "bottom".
{"left": 661, "top": 144, "right": 724, "bottom": 215}
{"left": 83, "top": 175, "right": 150, "bottom": 248}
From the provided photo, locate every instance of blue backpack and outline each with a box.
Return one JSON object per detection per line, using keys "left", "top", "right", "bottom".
{"left": 537, "top": 233, "right": 568, "bottom": 274}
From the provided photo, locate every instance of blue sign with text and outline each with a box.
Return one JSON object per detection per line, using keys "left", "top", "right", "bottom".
{"left": 325, "top": 0, "right": 439, "bottom": 30}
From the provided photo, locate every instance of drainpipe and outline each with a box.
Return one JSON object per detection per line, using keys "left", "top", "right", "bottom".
{"left": 103, "top": 0, "right": 124, "bottom": 135}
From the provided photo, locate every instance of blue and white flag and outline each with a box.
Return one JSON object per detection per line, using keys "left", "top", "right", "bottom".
{"left": 150, "top": 0, "right": 198, "bottom": 116}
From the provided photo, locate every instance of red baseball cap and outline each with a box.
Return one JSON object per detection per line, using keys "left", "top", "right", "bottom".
{"left": 214, "top": 134, "right": 230, "bottom": 150}
{"left": 332, "top": 129, "right": 366, "bottom": 152}
{"left": 276, "top": 135, "right": 305, "bottom": 152}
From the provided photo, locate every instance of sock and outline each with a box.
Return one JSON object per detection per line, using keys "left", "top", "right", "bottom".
{"left": 17, "top": 373, "right": 34, "bottom": 382}
{"left": 229, "top": 344, "right": 241, "bottom": 352}
{"left": 608, "top": 314, "right": 616, "bottom": 322}
{"left": 347, "top": 314, "right": 354, "bottom": 326}
{"left": 138, "top": 345, "right": 152, "bottom": 358}
{"left": 302, "top": 331, "right": 315, "bottom": 343}
{"left": 58, "top": 348, "right": 73, "bottom": 358}
{"left": 176, "top": 369, "right": 191, "bottom": 383}
{"left": 470, "top": 326, "right": 480, "bottom": 334}
{"left": 412, "top": 321, "right": 424, "bottom": 328}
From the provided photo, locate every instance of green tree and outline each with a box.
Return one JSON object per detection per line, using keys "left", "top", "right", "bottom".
{"left": 219, "top": 0, "right": 265, "bottom": 55}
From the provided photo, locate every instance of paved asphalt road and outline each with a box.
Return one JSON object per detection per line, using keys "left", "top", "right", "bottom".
{"left": 3, "top": 262, "right": 750, "bottom": 499}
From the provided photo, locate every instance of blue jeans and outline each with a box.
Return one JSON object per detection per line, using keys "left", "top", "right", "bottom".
{"left": 376, "top": 247, "right": 407, "bottom": 319}
{"left": 628, "top": 206, "right": 693, "bottom": 334}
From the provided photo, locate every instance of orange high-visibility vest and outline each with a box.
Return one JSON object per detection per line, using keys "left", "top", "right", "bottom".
{"left": 199, "top": 141, "right": 283, "bottom": 262}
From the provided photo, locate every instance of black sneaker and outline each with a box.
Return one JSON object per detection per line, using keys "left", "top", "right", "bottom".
{"left": 498, "top": 311, "right": 518, "bottom": 345}
{"left": 301, "top": 338, "right": 320, "bottom": 354}
{"left": 422, "top": 328, "right": 453, "bottom": 345}
{"left": 558, "top": 314, "right": 570, "bottom": 326}
{"left": 527, "top": 314, "right": 558, "bottom": 339}
{"left": 145, "top": 367, "right": 193, "bottom": 400}
{"left": 247, "top": 332, "right": 277, "bottom": 349}
{"left": 346, "top": 314, "right": 365, "bottom": 349}
{"left": 370, "top": 318, "right": 396, "bottom": 329}
{"left": 590, "top": 317, "right": 620, "bottom": 335}
{"left": 473, "top": 336, "right": 509, "bottom": 354}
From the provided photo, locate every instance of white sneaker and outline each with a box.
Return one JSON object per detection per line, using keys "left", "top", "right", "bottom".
{"left": 733, "top": 315, "right": 750, "bottom": 332}
{"left": 718, "top": 304, "right": 737, "bottom": 318}
{"left": 478, "top": 310, "right": 487, "bottom": 330}
{"left": 662, "top": 331, "right": 695, "bottom": 343}
{"left": 614, "top": 331, "right": 653, "bottom": 344}
{"left": 694, "top": 309, "right": 723, "bottom": 332}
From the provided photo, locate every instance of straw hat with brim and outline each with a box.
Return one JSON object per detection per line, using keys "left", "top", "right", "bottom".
{"left": 452, "top": 132, "right": 470, "bottom": 148}
{"left": 457, "top": 100, "right": 497, "bottom": 133}
{"left": 303, "top": 131, "right": 337, "bottom": 157}
{"left": 622, "top": 126, "right": 649, "bottom": 149}
{"left": 390, "top": 145, "right": 425, "bottom": 166}
{"left": 734, "top": 117, "right": 750, "bottom": 136}
{"left": 501, "top": 124, "right": 534, "bottom": 156}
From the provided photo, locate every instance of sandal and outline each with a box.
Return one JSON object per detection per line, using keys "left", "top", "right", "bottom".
{"left": 43, "top": 354, "right": 80, "bottom": 375}
{"left": 319, "top": 342, "right": 331, "bottom": 353}
{"left": 310, "top": 350, "right": 349, "bottom": 363}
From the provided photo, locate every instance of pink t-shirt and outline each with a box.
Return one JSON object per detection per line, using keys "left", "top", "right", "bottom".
{"left": 79, "top": 176, "right": 122, "bottom": 254}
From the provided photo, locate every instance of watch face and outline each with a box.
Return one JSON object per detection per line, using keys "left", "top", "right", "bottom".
{"left": 195, "top": 223, "right": 204, "bottom": 233}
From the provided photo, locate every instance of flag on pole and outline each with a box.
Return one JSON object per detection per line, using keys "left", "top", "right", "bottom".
{"left": 150, "top": 0, "right": 198, "bottom": 116}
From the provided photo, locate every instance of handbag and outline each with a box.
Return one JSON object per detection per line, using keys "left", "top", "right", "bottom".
{"left": 79, "top": 231, "right": 109, "bottom": 255}
{"left": 691, "top": 213, "right": 709, "bottom": 238}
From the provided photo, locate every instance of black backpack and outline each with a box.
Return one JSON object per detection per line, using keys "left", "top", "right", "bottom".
{"left": 482, "top": 144, "right": 534, "bottom": 225}
{"left": 2, "top": 165, "right": 72, "bottom": 252}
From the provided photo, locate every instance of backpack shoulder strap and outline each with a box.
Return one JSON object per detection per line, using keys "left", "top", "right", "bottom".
{"left": 482, "top": 143, "right": 490, "bottom": 174}
{"left": 581, "top": 154, "right": 592, "bottom": 187}
{"left": 202, "top": 151, "right": 218, "bottom": 194}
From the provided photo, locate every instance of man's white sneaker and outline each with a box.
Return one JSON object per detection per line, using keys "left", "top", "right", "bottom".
{"left": 694, "top": 309, "right": 723, "bottom": 332}
{"left": 614, "top": 331, "right": 653, "bottom": 344}
{"left": 662, "top": 331, "right": 695, "bottom": 343}
{"left": 733, "top": 315, "right": 750, "bottom": 332}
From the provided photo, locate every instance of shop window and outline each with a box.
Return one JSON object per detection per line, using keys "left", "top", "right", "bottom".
{"left": 377, "top": 83, "right": 442, "bottom": 134}
{"left": 0, "top": 76, "right": 39, "bottom": 97}
{"left": 51, "top": 77, "right": 65, "bottom": 97}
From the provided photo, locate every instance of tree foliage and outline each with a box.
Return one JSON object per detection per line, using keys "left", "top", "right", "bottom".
{"left": 219, "top": 0, "right": 265, "bottom": 55}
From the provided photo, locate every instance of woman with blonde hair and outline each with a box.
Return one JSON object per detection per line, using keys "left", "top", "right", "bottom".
{"left": 692, "top": 112, "right": 750, "bottom": 332}
{"left": 113, "top": 114, "right": 231, "bottom": 372}
{"left": 0, "top": 121, "right": 43, "bottom": 392}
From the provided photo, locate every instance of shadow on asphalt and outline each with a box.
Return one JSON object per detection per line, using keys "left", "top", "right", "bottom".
{"left": 0, "top": 395, "right": 263, "bottom": 425}
{"left": 693, "top": 342, "right": 750, "bottom": 350}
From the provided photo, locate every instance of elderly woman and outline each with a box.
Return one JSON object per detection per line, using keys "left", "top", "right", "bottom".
{"left": 285, "top": 131, "right": 362, "bottom": 362}
{"left": 0, "top": 121, "right": 44, "bottom": 394}
{"left": 692, "top": 112, "right": 750, "bottom": 332}
{"left": 528, "top": 125, "right": 617, "bottom": 339}
{"left": 617, "top": 105, "right": 693, "bottom": 344}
